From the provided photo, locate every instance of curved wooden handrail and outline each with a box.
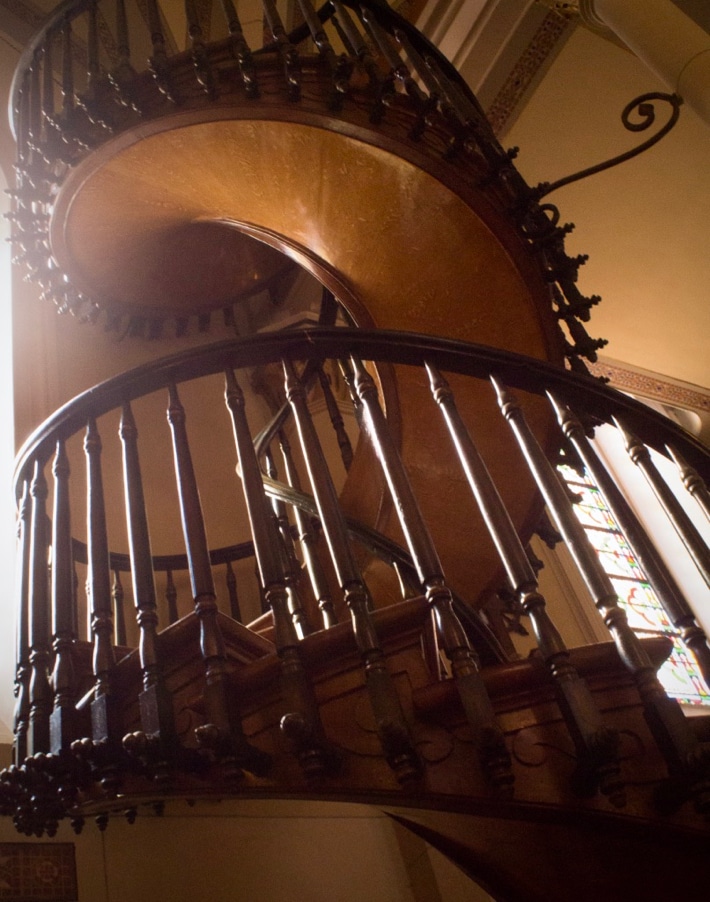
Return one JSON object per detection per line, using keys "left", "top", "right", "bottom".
{"left": 7, "top": 0, "right": 602, "bottom": 377}
{"left": 7, "top": 325, "right": 710, "bottom": 840}
{"left": 15, "top": 328, "right": 710, "bottom": 492}
{"left": 8, "top": 0, "right": 489, "bottom": 143}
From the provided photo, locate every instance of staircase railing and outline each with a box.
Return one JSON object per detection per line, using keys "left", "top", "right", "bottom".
{"left": 7, "top": 0, "right": 603, "bottom": 368}
{"left": 6, "top": 327, "right": 710, "bottom": 834}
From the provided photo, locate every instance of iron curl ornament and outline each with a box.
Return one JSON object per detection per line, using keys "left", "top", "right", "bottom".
{"left": 532, "top": 91, "right": 683, "bottom": 199}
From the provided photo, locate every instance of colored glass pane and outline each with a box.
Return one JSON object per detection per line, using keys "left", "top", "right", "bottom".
{"left": 559, "top": 465, "right": 710, "bottom": 706}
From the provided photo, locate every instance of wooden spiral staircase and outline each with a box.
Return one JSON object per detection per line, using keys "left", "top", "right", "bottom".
{"left": 4, "top": 2, "right": 710, "bottom": 899}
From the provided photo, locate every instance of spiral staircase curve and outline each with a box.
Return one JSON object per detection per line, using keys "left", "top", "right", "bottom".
{"left": 11, "top": 0, "right": 582, "bottom": 608}
{"left": 8, "top": 2, "right": 709, "bottom": 897}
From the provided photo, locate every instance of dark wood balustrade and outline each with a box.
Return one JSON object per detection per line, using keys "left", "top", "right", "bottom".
{"left": 3, "top": 330, "right": 709, "bottom": 899}
{"left": 7, "top": 0, "right": 604, "bottom": 374}
{"left": 5, "top": 2, "right": 710, "bottom": 896}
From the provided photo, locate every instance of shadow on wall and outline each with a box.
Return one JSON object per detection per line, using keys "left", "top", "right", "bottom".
{"left": 0, "top": 788, "right": 494, "bottom": 902}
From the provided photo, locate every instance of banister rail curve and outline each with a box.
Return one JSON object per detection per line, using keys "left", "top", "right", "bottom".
{"left": 8, "top": 0, "right": 605, "bottom": 368}
{"left": 14, "top": 327, "right": 710, "bottom": 490}
{"left": 7, "top": 325, "right": 710, "bottom": 838}
{"left": 8, "top": 0, "right": 486, "bottom": 140}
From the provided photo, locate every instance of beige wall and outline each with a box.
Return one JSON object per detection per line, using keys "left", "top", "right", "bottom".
{"left": 0, "top": 753, "right": 493, "bottom": 902}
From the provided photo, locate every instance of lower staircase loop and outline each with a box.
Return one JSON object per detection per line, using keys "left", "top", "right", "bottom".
{"left": 3, "top": 328, "right": 708, "bottom": 859}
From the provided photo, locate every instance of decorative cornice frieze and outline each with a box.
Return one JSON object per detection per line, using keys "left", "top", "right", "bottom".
{"left": 588, "top": 358, "right": 710, "bottom": 414}
{"left": 485, "top": 9, "right": 572, "bottom": 135}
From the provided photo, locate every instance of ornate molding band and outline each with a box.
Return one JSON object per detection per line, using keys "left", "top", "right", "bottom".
{"left": 589, "top": 359, "right": 710, "bottom": 414}
{"left": 485, "top": 9, "right": 573, "bottom": 136}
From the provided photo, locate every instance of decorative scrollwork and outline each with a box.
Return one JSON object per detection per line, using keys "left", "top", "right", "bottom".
{"left": 534, "top": 92, "right": 683, "bottom": 199}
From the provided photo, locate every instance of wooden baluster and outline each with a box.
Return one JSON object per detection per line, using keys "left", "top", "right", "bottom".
{"left": 28, "top": 461, "right": 51, "bottom": 755}
{"left": 615, "top": 419, "right": 710, "bottom": 588}
{"left": 264, "top": 449, "right": 312, "bottom": 639}
{"left": 185, "top": 0, "right": 217, "bottom": 97}
{"left": 296, "top": 0, "right": 349, "bottom": 108}
{"left": 225, "top": 560, "right": 242, "bottom": 622}
{"left": 329, "top": 0, "right": 362, "bottom": 56}
{"left": 146, "top": 0, "right": 166, "bottom": 61}
{"left": 72, "top": 561, "right": 79, "bottom": 640}
{"left": 120, "top": 401, "right": 177, "bottom": 763}
{"left": 85, "top": 418, "right": 121, "bottom": 754}
{"left": 358, "top": 6, "right": 427, "bottom": 129}
{"left": 337, "top": 358, "right": 363, "bottom": 427}
{"left": 14, "top": 481, "right": 32, "bottom": 763}
{"left": 167, "top": 382, "right": 265, "bottom": 774}
{"left": 318, "top": 366, "right": 353, "bottom": 471}
{"left": 428, "top": 366, "right": 622, "bottom": 802}
{"left": 41, "top": 38, "right": 56, "bottom": 154}
{"left": 218, "top": 0, "right": 259, "bottom": 97}
{"left": 60, "top": 16, "right": 75, "bottom": 122}
{"left": 115, "top": 0, "right": 132, "bottom": 76}
{"left": 552, "top": 396, "right": 710, "bottom": 688}
{"left": 667, "top": 445, "right": 710, "bottom": 522}
{"left": 112, "top": 570, "right": 126, "bottom": 647}
{"left": 279, "top": 431, "right": 338, "bottom": 629}
{"left": 225, "top": 368, "right": 330, "bottom": 777}
{"left": 256, "top": 562, "right": 268, "bottom": 614}
{"left": 110, "top": 0, "right": 140, "bottom": 112}
{"left": 86, "top": 2, "right": 99, "bottom": 98}
{"left": 329, "top": 2, "right": 387, "bottom": 121}
{"left": 262, "top": 0, "right": 301, "bottom": 101}
{"left": 165, "top": 569, "right": 178, "bottom": 624}
{"left": 145, "top": 0, "right": 176, "bottom": 102}
{"left": 27, "top": 55, "right": 42, "bottom": 153}
{"left": 80, "top": 0, "right": 108, "bottom": 125}
{"left": 283, "top": 357, "right": 419, "bottom": 783}
{"left": 50, "top": 441, "right": 77, "bottom": 754}
{"left": 350, "top": 358, "right": 512, "bottom": 794}
{"left": 15, "top": 74, "right": 30, "bottom": 170}
{"left": 493, "top": 377, "right": 710, "bottom": 814}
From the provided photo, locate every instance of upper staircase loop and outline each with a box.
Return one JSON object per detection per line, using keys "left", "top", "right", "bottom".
{"left": 9, "top": 0, "right": 601, "bottom": 373}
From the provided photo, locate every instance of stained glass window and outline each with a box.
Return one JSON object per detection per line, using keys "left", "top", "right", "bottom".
{"left": 559, "top": 464, "right": 710, "bottom": 706}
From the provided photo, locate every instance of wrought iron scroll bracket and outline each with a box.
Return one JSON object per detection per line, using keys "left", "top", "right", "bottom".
{"left": 533, "top": 92, "right": 683, "bottom": 200}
